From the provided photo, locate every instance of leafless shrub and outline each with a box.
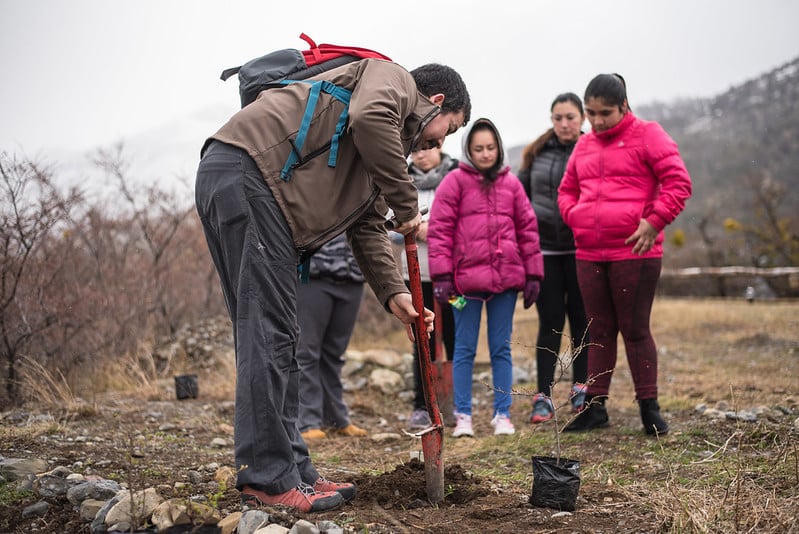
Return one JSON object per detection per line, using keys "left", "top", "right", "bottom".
{"left": 1, "top": 147, "right": 226, "bottom": 408}
{"left": 0, "top": 152, "right": 84, "bottom": 406}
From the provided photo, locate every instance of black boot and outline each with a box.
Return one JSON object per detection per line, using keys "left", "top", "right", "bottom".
{"left": 563, "top": 395, "right": 609, "bottom": 432}
{"left": 639, "top": 398, "right": 669, "bottom": 436}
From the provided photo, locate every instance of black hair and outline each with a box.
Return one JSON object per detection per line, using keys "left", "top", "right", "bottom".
{"left": 410, "top": 63, "right": 472, "bottom": 126}
{"left": 551, "top": 92, "right": 584, "bottom": 115}
{"left": 584, "top": 73, "right": 628, "bottom": 110}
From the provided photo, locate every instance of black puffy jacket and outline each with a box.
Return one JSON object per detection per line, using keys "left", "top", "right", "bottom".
{"left": 517, "top": 135, "right": 577, "bottom": 252}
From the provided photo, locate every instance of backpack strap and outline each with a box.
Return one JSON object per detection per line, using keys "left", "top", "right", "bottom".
{"left": 297, "top": 256, "right": 311, "bottom": 283}
{"left": 279, "top": 80, "right": 352, "bottom": 181}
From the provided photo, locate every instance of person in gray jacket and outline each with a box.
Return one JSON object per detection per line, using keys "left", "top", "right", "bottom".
{"left": 296, "top": 234, "right": 367, "bottom": 441}
{"left": 195, "top": 58, "right": 471, "bottom": 513}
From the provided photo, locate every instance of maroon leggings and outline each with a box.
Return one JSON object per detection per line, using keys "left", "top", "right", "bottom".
{"left": 576, "top": 258, "right": 662, "bottom": 400}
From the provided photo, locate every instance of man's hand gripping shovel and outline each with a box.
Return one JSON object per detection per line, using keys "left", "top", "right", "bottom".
{"left": 387, "top": 212, "right": 445, "bottom": 504}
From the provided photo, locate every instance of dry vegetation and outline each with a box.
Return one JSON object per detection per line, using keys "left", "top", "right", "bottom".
{"left": 2, "top": 298, "right": 797, "bottom": 533}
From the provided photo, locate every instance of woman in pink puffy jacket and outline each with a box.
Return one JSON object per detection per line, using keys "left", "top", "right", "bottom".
{"left": 428, "top": 117, "right": 544, "bottom": 438}
{"left": 558, "top": 74, "right": 692, "bottom": 436}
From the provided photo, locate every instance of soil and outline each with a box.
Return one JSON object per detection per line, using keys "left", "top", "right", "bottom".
{"left": 2, "top": 298, "right": 798, "bottom": 533}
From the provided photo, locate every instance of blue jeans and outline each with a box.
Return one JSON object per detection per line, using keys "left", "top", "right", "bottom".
{"left": 452, "top": 290, "right": 517, "bottom": 417}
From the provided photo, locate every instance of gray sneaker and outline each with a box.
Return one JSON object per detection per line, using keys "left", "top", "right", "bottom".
{"left": 408, "top": 409, "right": 432, "bottom": 430}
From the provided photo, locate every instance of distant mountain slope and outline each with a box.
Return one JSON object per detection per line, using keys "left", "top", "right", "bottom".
{"left": 637, "top": 56, "right": 799, "bottom": 228}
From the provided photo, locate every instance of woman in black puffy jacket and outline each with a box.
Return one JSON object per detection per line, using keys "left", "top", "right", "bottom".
{"left": 517, "top": 92, "right": 588, "bottom": 425}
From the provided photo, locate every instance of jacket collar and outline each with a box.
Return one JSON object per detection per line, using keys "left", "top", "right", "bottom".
{"left": 595, "top": 111, "right": 635, "bottom": 141}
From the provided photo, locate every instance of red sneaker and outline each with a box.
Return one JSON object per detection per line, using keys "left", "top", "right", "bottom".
{"left": 241, "top": 482, "right": 343, "bottom": 513}
{"left": 314, "top": 477, "right": 357, "bottom": 502}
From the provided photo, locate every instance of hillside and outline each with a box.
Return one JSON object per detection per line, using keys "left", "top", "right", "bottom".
{"left": 637, "top": 56, "right": 799, "bottom": 231}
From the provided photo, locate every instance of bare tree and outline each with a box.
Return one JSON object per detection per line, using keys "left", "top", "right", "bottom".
{"left": 92, "top": 143, "right": 198, "bottom": 337}
{"left": 736, "top": 170, "right": 799, "bottom": 267}
{"left": 0, "top": 152, "right": 83, "bottom": 405}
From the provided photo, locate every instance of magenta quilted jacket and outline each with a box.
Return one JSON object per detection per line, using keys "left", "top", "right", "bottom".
{"left": 558, "top": 112, "right": 692, "bottom": 262}
{"left": 427, "top": 163, "right": 544, "bottom": 295}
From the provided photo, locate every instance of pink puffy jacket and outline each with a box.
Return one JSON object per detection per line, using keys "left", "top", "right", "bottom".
{"left": 558, "top": 112, "right": 692, "bottom": 262}
{"left": 428, "top": 164, "right": 544, "bottom": 295}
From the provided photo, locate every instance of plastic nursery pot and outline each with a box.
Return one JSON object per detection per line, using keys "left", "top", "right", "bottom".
{"left": 529, "top": 455, "right": 581, "bottom": 511}
{"left": 174, "top": 374, "right": 199, "bottom": 400}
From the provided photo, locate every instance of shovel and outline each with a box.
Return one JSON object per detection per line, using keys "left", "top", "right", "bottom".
{"left": 403, "top": 231, "right": 445, "bottom": 503}
{"left": 432, "top": 300, "right": 455, "bottom": 426}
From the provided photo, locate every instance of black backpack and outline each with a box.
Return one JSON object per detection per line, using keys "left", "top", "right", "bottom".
{"left": 220, "top": 34, "right": 392, "bottom": 181}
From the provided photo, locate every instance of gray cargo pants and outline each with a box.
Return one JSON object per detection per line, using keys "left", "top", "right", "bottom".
{"left": 195, "top": 140, "right": 319, "bottom": 493}
{"left": 296, "top": 278, "right": 364, "bottom": 432}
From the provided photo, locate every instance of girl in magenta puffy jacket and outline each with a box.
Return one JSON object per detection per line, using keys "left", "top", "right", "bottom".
{"left": 428, "top": 118, "right": 544, "bottom": 438}
{"left": 558, "top": 74, "right": 692, "bottom": 436}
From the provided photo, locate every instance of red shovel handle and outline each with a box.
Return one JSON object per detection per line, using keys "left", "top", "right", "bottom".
{"left": 404, "top": 233, "right": 442, "bottom": 427}
{"left": 404, "top": 232, "right": 445, "bottom": 503}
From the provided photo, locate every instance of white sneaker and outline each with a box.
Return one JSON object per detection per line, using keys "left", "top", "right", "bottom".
{"left": 452, "top": 412, "right": 474, "bottom": 437}
{"left": 491, "top": 414, "right": 515, "bottom": 435}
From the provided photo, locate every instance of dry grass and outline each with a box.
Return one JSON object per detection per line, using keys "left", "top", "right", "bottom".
{"left": 6, "top": 297, "right": 798, "bottom": 533}
{"left": 348, "top": 296, "right": 799, "bottom": 533}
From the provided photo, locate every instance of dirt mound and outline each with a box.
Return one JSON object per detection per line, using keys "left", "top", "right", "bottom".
{"left": 353, "top": 459, "right": 488, "bottom": 508}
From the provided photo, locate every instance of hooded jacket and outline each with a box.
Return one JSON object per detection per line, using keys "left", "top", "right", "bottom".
{"left": 397, "top": 151, "right": 458, "bottom": 281}
{"left": 427, "top": 118, "right": 544, "bottom": 295}
{"left": 558, "top": 112, "right": 692, "bottom": 262}
{"left": 205, "top": 59, "right": 440, "bottom": 304}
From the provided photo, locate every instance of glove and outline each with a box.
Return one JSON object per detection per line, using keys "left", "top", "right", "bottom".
{"left": 433, "top": 277, "right": 455, "bottom": 305}
{"left": 523, "top": 278, "right": 541, "bottom": 309}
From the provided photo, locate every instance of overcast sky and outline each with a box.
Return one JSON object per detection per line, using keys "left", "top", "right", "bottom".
{"left": 2, "top": 0, "right": 798, "bottom": 160}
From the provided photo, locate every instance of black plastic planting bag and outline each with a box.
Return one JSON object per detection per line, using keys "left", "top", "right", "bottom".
{"left": 530, "top": 456, "right": 581, "bottom": 511}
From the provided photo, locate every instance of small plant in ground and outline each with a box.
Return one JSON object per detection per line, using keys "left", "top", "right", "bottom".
{"left": 506, "top": 325, "right": 607, "bottom": 461}
{"left": 207, "top": 481, "right": 227, "bottom": 509}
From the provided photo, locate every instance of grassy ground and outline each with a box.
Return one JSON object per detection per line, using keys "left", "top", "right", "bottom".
{"left": 1, "top": 297, "right": 797, "bottom": 533}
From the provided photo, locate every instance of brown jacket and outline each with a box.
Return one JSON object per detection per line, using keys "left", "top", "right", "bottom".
{"left": 207, "top": 59, "right": 439, "bottom": 304}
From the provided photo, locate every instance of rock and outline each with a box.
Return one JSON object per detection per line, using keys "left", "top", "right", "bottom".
{"left": 218, "top": 511, "right": 242, "bottom": 534}
{"left": 67, "top": 478, "right": 123, "bottom": 505}
{"left": 316, "top": 520, "right": 343, "bottom": 534}
{"left": 150, "top": 498, "right": 222, "bottom": 531}
{"left": 369, "top": 368, "right": 404, "bottom": 394}
{"left": 21, "top": 500, "right": 50, "bottom": 518}
{"left": 701, "top": 408, "right": 726, "bottom": 419}
{"left": 91, "top": 493, "right": 123, "bottom": 534}
{"left": 359, "top": 348, "right": 404, "bottom": 368}
{"left": 289, "top": 519, "right": 319, "bottom": 533}
{"left": 105, "top": 487, "right": 163, "bottom": 528}
{"left": 0, "top": 458, "right": 49, "bottom": 481}
{"left": 239, "top": 509, "right": 272, "bottom": 534}
{"left": 794, "top": 416, "right": 799, "bottom": 431}
{"left": 210, "top": 437, "right": 229, "bottom": 448}
{"left": 34, "top": 473, "right": 80, "bottom": 498}
{"left": 341, "top": 359, "right": 364, "bottom": 377}
{"left": 80, "top": 498, "right": 106, "bottom": 521}
{"left": 255, "top": 525, "right": 290, "bottom": 534}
